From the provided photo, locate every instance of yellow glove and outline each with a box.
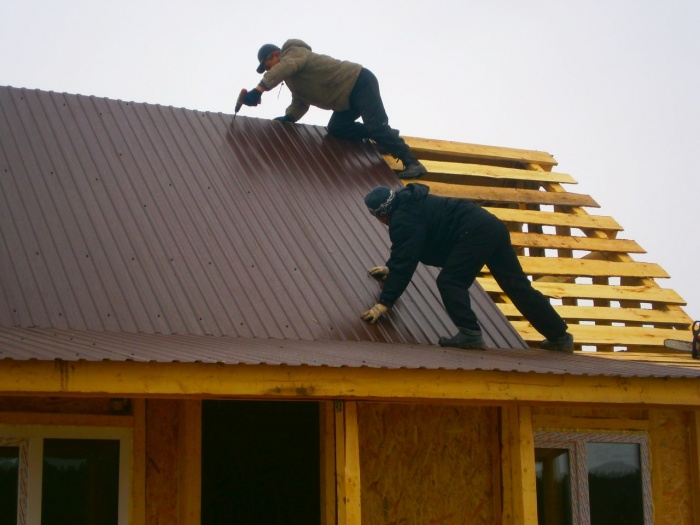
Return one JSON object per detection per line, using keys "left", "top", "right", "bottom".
{"left": 360, "top": 303, "right": 389, "bottom": 324}
{"left": 368, "top": 266, "right": 389, "bottom": 281}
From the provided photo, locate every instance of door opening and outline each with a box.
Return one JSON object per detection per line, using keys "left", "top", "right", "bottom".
{"left": 201, "top": 400, "right": 321, "bottom": 525}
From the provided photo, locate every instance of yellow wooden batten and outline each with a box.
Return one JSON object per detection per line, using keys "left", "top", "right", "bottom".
{"left": 0, "top": 360, "right": 698, "bottom": 406}
{"left": 388, "top": 136, "right": 694, "bottom": 352}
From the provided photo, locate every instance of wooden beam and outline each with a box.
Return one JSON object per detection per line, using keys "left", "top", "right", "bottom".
{"left": 509, "top": 232, "right": 645, "bottom": 253}
{"left": 335, "top": 401, "right": 361, "bottom": 525}
{"left": 401, "top": 136, "right": 558, "bottom": 167}
{"left": 501, "top": 406, "right": 538, "bottom": 525}
{"left": 497, "top": 303, "right": 690, "bottom": 325}
{"left": 1, "top": 360, "right": 699, "bottom": 406}
{"left": 132, "top": 399, "right": 146, "bottom": 525}
{"left": 320, "top": 402, "right": 336, "bottom": 525}
{"left": 507, "top": 257, "right": 669, "bottom": 278}
{"left": 478, "top": 278, "right": 686, "bottom": 304}
{"left": 407, "top": 181, "right": 599, "bottom": 208}
{"left": 511, "top": 321, "right": 695, "bottom": 348}
{"left": 649, "top": 412, "right": 664, "bottom": 525}
{"left": 486, "top": 207, "right": 623, "bottom": 232}
{"left": 384, "top": 157, "right": 574, "bottom": 184}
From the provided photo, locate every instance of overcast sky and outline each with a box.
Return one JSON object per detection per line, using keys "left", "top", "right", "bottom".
{"left": 2, "top": 0, "right": 698, "bottom": 331}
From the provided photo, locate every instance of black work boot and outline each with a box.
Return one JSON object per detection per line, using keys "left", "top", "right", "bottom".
{"left": 438, "top": 328, "right": 486, "bottom": 350}
{"left": 540, "top": 332, "right": 574, "bottom": 353}
{"left": 398, "top": 160, "right": 427, "bottom": 179}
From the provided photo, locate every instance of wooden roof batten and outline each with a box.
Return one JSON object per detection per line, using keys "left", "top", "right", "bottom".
{"left": 384, "top": 138, "right": 693, "bottom": 353}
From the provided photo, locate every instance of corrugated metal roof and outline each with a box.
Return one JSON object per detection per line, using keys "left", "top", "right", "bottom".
{"left": 0, "top": 86, "right": 525, "bottom": 350}
{"left": 1, "top": 326, "right": 699, "bottom": 379}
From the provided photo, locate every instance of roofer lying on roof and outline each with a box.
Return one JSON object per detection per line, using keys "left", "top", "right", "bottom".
{"left": 240, "top": 39, "right": 427, "bottom": 180}
{"left": 361, "top": 183, "right": 575, "bottom": 352}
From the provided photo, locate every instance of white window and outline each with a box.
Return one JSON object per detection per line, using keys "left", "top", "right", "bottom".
{"left": 535, "top": 431, "right": 652, "bottom": 525}
{"left": 0, "top": 425, "right": 131, "bottom": 525}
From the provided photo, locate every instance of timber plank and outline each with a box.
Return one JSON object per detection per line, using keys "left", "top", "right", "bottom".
{"left": 486, "top": 207, "right": 623, "bottom": 231}
{"left": 409, "top": 181, "right": 599, "bottom": 208}
{"left": 477, "top": 278, "right": 687, "bottom": 304}
{"left": 599, "top": 352, "right": 700, "bottom": 369}
{"left": 511, "top": 321, "right": 692, "bottom": 348}
{"left": 384, "top": 157, "right": 575, "bottom": 184}
{"left": 496, "top": 303, "right": 690, "bottom": 325}
{"left": 509, "top": 257, "right": 669, "bottom": 278}
{"left": 532, "top": 415, "right": 650, "bottom": 432}
{"left": 509, "top": 232, "right": 645, "bottom": 253}
{"left": 402, "top": 136, "right": 558, "bottom": 167}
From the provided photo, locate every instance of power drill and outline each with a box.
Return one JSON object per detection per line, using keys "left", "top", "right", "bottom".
{"left": 234, "top": 88, "right": 247, "bottom": 120}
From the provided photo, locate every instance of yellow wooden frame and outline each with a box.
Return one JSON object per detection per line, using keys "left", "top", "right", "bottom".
{"left": 334, "top": 401, "right": 361, "bottom": 525}
{"left": 1, "top": 360, "right": 699, "bottom": 407}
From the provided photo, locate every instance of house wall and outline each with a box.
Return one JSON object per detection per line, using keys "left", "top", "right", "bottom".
{"left": 1, "top": 396, "right": 697, "bottom": 525}
{"left": 532, "top": 405, "right": 696, "bottom": 525}
{"left": 650, "top": 409, "right": 695, "bottom": 525}
{"left": 357, "top": 402, "right": 500, "bottom": 525}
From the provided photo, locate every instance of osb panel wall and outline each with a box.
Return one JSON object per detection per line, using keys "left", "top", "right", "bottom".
{"left": 358, "top": 403, "right": 498, "bottom": 525}
{"left": 146, "top": 399, "right": 180, "bottom": 525}
{"left": 651, "top": 409, "right": 694, "bottom": 525}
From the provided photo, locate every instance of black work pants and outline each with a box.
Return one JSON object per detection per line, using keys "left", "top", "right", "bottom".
{"left": 436, "top": 214, "right": 568, "bottom": 340}
{"left": 327, "top": 68, "right": 417, "bottom": 165}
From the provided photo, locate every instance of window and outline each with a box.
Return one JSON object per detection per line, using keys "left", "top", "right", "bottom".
{"left": 535, "top": 432, "right": 652, "bottom": 525}
{"left": 0, "top": 438, "right": 26, "bottom": 525}
{"left": 0, "top": 425, "right": 131, "bottom": 525}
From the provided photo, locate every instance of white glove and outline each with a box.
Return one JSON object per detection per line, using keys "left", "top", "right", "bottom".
{"left": 368, "top": 266, "right": 389, "bottom": 281}
{"left": 360, "top": 303, "right": 389, "bottom": 324}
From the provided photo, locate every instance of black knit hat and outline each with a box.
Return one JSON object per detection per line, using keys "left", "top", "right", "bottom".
{"left": 256, "top": 44, "right": 280, "bottom": 73}
{"left": 365, "top": 186, "right": 396, "bottom": 217}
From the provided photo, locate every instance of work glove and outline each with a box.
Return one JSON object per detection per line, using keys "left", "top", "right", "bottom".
{"left": 274, "top": 115, "right": 295, "bottom": 123}
{"left": 242, "top": 89, "right": 262, "bottom": 107}
{"left": 360, "top": 303, "right": 389, "bottom": 324}
{"left": 368, "top": 266, "right": 389, "bottom": 281}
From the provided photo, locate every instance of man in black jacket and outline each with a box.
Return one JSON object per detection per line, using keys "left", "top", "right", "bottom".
{"left": 360, "top": 183, "right": 574, "bottom": 352}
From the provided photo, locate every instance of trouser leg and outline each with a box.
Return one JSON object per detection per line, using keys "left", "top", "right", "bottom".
{"left": 327, "top": 68, "right": 417, "bottom": 164}
{"left": 436, "top": 224, "right": 498, "bottom": 332}
{"left": 486, "top": 220, "right": 568, "bottom": 340}
{"left": 327, "top": 107, "right": 367, "bottom": 141}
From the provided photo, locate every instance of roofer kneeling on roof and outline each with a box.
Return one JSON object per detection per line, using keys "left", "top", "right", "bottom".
{"left": 240, "top": 39, "right": 427, "bottom": 180}
{"left": 361, "top": 183, "right": 575, "bottom": 352}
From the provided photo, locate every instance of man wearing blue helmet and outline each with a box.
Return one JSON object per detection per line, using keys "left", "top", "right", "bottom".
{"left": 240, "top": 39, "right": 427, "bottom": 180}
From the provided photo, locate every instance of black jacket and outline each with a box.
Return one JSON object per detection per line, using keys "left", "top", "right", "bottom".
{"left": 379, "top": 183, "right": 494, "bottom": 307}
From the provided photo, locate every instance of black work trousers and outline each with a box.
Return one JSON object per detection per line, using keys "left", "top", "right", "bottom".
{"left": 436, "top": 213, "right": 568, "bottom": 340}
{"left": 327, "top": 68, "right": 417, "bottom": 165}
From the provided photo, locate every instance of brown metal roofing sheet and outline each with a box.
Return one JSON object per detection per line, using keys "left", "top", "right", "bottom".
{"left": 1, "top": 327, "right": 699, "bottom": 379}
{"left": 0, "top": 86, "right": 526, "bottom": 350}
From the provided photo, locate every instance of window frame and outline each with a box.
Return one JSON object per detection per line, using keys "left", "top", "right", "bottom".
{"left": 535, "top": 430, "right": 653, "bottom": 525}
{"left": 0, "top": 424, "right": 132, "bottom": 525}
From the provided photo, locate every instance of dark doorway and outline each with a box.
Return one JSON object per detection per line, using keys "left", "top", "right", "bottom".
{"left": 201, "top": 400, "right": 321, "bottom": 525}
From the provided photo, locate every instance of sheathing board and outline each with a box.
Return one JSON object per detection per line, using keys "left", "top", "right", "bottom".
{"left": 358, "top": 402, "right": 499, "bottom": 524}
{"left": 386, "top": 137, "right": 694, "bottom": 352}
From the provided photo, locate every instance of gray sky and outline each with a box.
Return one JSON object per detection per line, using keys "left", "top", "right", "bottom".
{"left": 3, "top": 0, "right": 699, "bottom": 330}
